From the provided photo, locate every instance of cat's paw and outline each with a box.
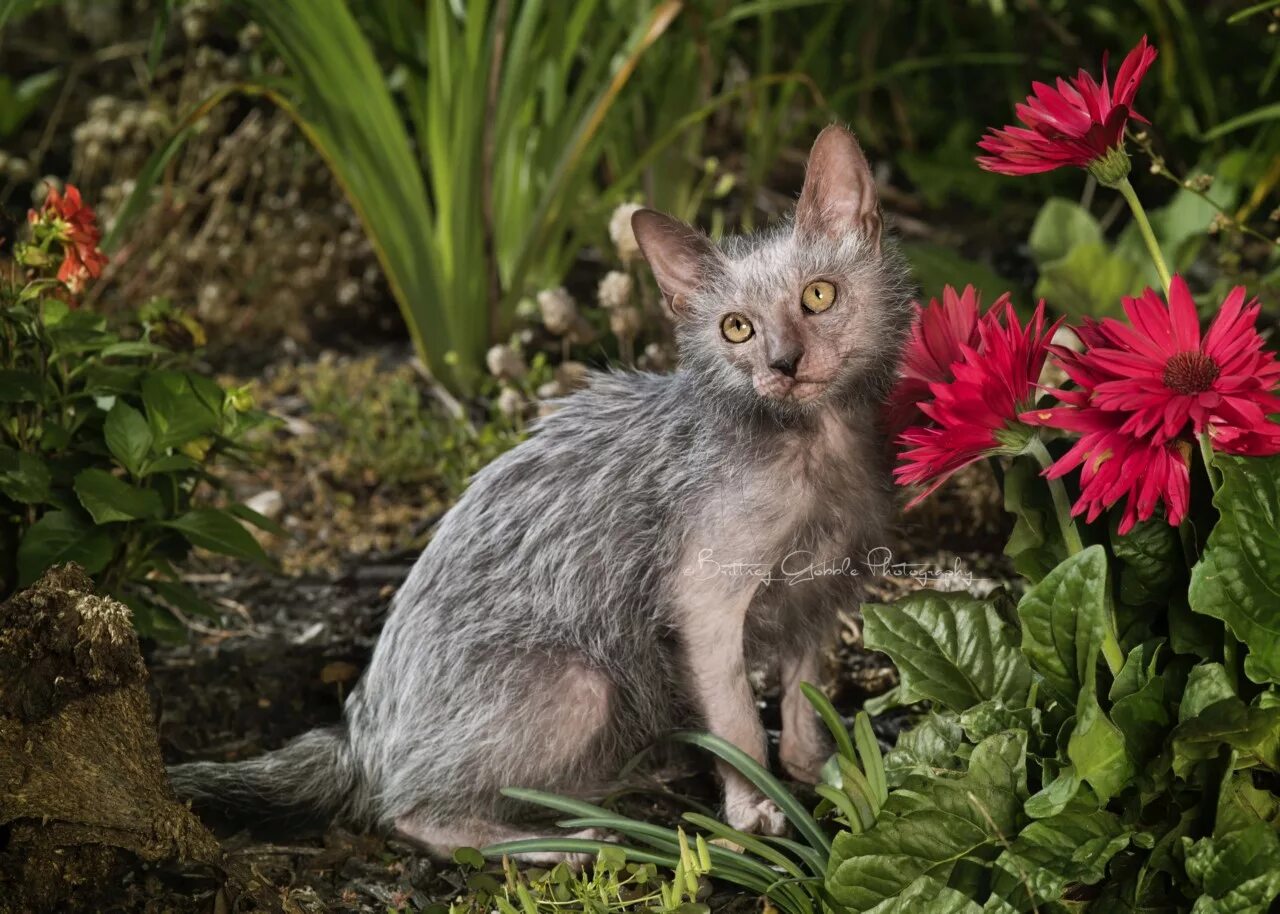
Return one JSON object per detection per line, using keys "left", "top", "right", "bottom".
{"left": 725, "top": 791, "right": 787, "bottom": 836}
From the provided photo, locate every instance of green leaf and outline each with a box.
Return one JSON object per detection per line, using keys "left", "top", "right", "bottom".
{"left": 1189, "top": 454, "right": 1280, "bottom": 685}
{"left": 863, "top": 592, "right": 1031, "bottom": 712}
{"left": 1112, "top": 516, "right": 1183, "bottom": 607}
{"left": 1002, "top": 456, "right": 1066, "bottom": 583}
{"left": 1183, "top": 824, "right": 1280, "bottom": 914}
{"left": 1181, "top": 664, "right": 1238, "bottom": 723}
{"left": 884, "top": 712, "right": 966, "bottom": 787}
{"left": 861, "top": 876, "right": 982, "bottom": 914}
{"left": 1017, "top": 545, "right": 1110, "bottom": 705}
{"left": 1024, "top": 766, "right": 1084, "bottom": 819}
{"left": 0, "top": 446, "right": 51, "bottom": 504}
{"left": 73, "top": 469, "right": 162, "bottom": 524}
{"left": 103, "top": 401, "right": 153, "bottom": 477}
{"left": 991, "top": 801, "right": 1131, "bottom": 910}
{"left": 1033, "top": 241, "right": 1147, "bottom": 320}
{"left": 1067, "top": 676, "right": 1135, "bottom": 805}
{"left": 1110, "top": 672, "right": 1170, "bottom": 771}
{"left": 827, "top": 732, "right": 1027, "bottom": 912}
{"left": 1172, "top": 697, "right": 1280, "bottom": 777}
{"left": 16, "top": 510, "right": 114, "bottom": 586}
{"left": 142, "top": 371, "right": 221, "bottom": 450}
{"left": 1028, "top": 197, "right": 1103, "bottom": 266}
{"left": 162, "top": 509, "right": 271, "bottom": 566}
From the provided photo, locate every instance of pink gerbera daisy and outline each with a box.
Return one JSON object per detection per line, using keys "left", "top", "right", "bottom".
{"left": 977, "top": 36, "right": 1157, "bottom": 181}
{"left": 885, "top": 285, "right": 999, "bottom": 437}
{"left": 1065, "top": 277, "right": 1280, "bottom": 453}
{"left": 1025, "top": 389, "right": 1191, "bottom": 535}
{"left": 896, "top": 300, "right": 1059, "bottom": 506}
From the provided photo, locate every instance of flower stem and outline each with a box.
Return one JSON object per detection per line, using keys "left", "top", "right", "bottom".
{"left": 1114, "top": 176, "right": 1172, "bottom": 294}
{"left": 1197, "top": 431, "right": 1221, "bottom": 494}
{"left": 1026, "top": 437, "right": 1085, "bottom": 557}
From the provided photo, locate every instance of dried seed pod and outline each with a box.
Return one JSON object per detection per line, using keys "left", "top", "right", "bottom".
{"left": 608, "top": 202, "right": 643, "bottom": 264}
{"left": 485, "top": 344, "right": 528, "bottom": 381}
{"left": 597, "top": 270, "right": 633, "bottom": 310}
{"left": 537, "top": 287, "right": 578, "bottom": 336}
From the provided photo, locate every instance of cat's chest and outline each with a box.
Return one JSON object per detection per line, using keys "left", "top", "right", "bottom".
{"left": 697, "top": 409, "right": 883, "bottom": 566}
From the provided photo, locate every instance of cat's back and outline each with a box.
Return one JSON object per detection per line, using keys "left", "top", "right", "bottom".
{"left": 385, "top": 368, "right": 713, "bottom": 642}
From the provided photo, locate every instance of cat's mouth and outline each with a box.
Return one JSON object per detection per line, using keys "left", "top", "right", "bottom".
{"left": 753, "top": 374, "right": 831, "bottom": 403}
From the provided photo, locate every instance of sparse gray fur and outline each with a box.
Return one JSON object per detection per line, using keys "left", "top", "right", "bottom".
{"left": 168, "top": 125, "right": 915, "bottom": 854}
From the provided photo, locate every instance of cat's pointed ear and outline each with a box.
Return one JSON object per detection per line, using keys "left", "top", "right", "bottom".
{"left": 631, "top": 208, "right": 720, "bottom": 317}
{"left": 795, "top": 124, "right": 882, "bottom": 251}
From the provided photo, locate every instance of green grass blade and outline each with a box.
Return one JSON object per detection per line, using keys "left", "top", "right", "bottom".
{"left": 853, "top": 711, "right": 888, "bottom": 806}
{"left": 799, "top": 682, "right": 856, "bottom": 762}
{"left": 680, "top": 813, "right": 808, "bottom": 882}
{"left": 670, "top": 731, "right": 831, "bottom": 855}
{"left": 480, "top": 837, "right": 676, "bottom": 867}
{"left": 235, "top": 0, "right": 477, "bottom": 390}
{"left": 555, "top": 816, "right": 784, "bottom": 896}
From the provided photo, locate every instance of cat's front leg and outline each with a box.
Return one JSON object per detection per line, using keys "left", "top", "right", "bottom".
{"left": 779, "top": 647, "right": 831, "bottom": 784}
{"left": 676, "top": 577, "right": 786, "bottom": 837}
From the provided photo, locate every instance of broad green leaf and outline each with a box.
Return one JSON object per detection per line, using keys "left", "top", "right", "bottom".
{"left": 1172, "top": 697, "right": 1280, "bottom": 777}
{"left": 142, "top": 371, "right": 221, "bottom": 450}
{"left": 828, "top": 733, "right": 1027, "bottom": 912}
{"left": 1002, "top": 456, "right": 1065, "bottom": 583}
{"left": 1181, "top": 664, "right": 1237, "bottom": 723}
{"left": 1017, "top": 545, "right": 1110, "bottom": 705}
{"left": 863, "top": 592, "right": 1031, "bottom": 712}
{"left": 0, "top": 446, "right": 51, "bottom": 504}
{"left": 1215, "top": 773, "right": 1280, "bottom": 837}
{"left": 1034, "top": 241, "right": 1147, "bottom": 320}
{"left": 1024, "top": 767, "right": 1083, "bottom": 819}
{"left": 1027, "top": 197, "right": 1103, "bottom": 265}
{"left": 1068, "top": 676, "right": 1135, "bottom": 805}
{"left": 1183, "top": 824, "right": 1280, "bottom": 914}
{"left": 104, "top": 401, "right": 153, "bottom": 476}
{"left": 861, "top": 876, "right": 982, "bottom": 914}
{"left": 162, "top": 509, "right": 271, "bottom": 566}
{"left": 884, "top": 712, "right": 965, "bottom": 787}
{"left": 991, "top": 801, "right": 1131, "bottom": 910}
{"left": 1189, "top": 454, "right": 1280, "bottom": 685}
{"left": 16, "top": 510, "right": 114, "bottom": 586}
{"left": 73, "top": 469, "right": 163, "bottom": 524}
{"left": 958, "top": 700, "right": 1039, "bottom": 745}
{"left": 1111, "top": 516, "right": 1183, "bottom": 607}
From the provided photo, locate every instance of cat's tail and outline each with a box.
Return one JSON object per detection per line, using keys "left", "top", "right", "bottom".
{"left": 168, "top": 725, "right": 364, "bottom": 828}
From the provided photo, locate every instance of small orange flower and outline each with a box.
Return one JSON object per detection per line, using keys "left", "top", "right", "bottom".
{"left": 29, "top": 183, "right": 109, "bottom": 295}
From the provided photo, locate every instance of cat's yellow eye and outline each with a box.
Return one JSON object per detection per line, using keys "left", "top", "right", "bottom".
{"left": 720, "top": 313, "right": 754, "bottom": 343}
{"left": 801, "top": 280, "right": 837, "bottom": 313}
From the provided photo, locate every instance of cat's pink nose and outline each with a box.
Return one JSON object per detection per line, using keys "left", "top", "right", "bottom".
{"left": 769, "top": 348, "right": 803, "bottom": 378}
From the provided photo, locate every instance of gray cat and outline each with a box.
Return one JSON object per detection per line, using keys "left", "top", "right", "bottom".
{"left": 169, "top": 125, "right": 914, "bottom": 860}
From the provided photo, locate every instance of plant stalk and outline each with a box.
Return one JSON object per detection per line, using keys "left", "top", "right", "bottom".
{"left": 1026, "top": 437, "right": 1085, "bottom": 556}
{"left": 1114, "top": 176, "right": 1172, "bottom": 294}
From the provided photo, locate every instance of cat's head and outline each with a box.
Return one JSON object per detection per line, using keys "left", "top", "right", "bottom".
{"left": 632, "top": 125, "right": 913, "bottom": 416}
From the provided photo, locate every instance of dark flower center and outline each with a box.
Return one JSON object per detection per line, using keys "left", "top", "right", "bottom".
{"left": 1162, "top": 351, "right": 1219, "bottom": 395}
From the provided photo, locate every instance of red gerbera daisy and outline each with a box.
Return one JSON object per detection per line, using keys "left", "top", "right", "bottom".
{"left": 977, "top": 36, "right": 1157, "bottom": 181}
{"left": 1063, "top": 277, "right": 1280, "bottom": 453}
{"left": 1025, "top": 389, "right": 1191, "bottom": 535}
{"left": 896, "top": 299, "right": 1059, "bottom": 506}
{"left": 885, "top": 285, "right": 999, "bottom": 437}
